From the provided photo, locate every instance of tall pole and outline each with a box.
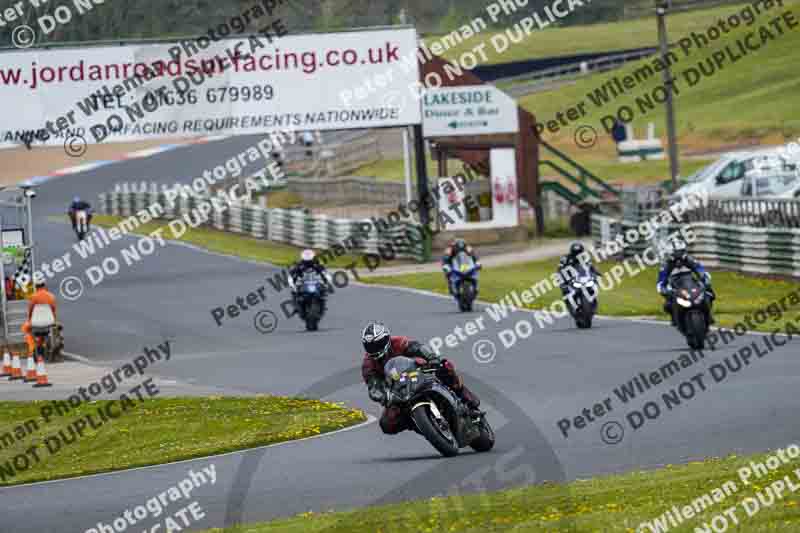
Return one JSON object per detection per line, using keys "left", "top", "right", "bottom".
{"left": 0, "top": 217, "right": 6, "bottom": 341}
{"left": 412, "top": 124, "right": 431, "bottom": 261}
{"left": 402, "top": 127, "right": 413, "bottom": 204}
{"left": 657, "top": 0, "right": 680, "bottom": 190}
{"left": 23, "top": 188, "right": 35, "bottom": 288}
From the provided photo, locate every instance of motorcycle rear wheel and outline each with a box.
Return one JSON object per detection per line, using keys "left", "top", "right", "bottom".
{"left": 469, "top": 416, "right": 495, "bottom": 452}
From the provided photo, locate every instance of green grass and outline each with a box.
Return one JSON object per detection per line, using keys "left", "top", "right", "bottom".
{"left": 432, "top": 2, "right": 772, "bottom": 64}
{"left": 198, "top": 446, "right": 800, "bottom": 532}
{"left": 352, "top": 154, "right": 715, "bottom": 186}
{"left": 553, "top": 155, "right": 714, "bottom": 186}
{"left": 89, "top": 215, "right": 362, "bottom": 269}
{"left": 519, "top": 1, "right": 800, "bottom": 142}
{"left": 260, "top": 190, "right": 304, "bottom": 209}
{"left": 353, "top": 156, "right": 438, "bottom": 182}
{"left": 363, "top": 256, "right": 800, "bottom": 333}
{"left": 0, "top": 396, "right": 366, "bottom": 486}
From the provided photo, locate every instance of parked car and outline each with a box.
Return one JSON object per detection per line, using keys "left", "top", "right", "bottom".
{"left": 716, "top": 171, "right": 800, "bottom": 226}
{"left": 672, "top": 148, "right": 799, "bottom": 200}
{"left": 741, "top": 173, "right": 800, "bottom": 199}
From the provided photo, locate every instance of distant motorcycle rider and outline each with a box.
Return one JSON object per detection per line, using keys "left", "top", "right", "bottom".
{"left": 288, "top": 250, "right": 331, "bottom": 312}
{"left": 441, "top": 239, "right": 480, "bottom": 295}
{"left": 361, "top": 322, "right": 482, "bottom": 435}
{"left": 557, "top": 242, "right": 600, "bottom": 296}
{"left": 657, "top": 242, "right": 715, "bottom": 326}
{"left": 67, "top": 196, "right": 92, "bottom": 232}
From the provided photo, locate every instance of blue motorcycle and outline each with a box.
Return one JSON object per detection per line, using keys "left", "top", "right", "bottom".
{"left": 293, "top": 272, "right": 327, "bottom": 331}
{"left": 447, "top": 252, "right": 481, "bottom": 312}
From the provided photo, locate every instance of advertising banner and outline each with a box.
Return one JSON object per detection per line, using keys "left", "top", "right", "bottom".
{"left": 0, "top": 27, "right": 421, "bottom": 148}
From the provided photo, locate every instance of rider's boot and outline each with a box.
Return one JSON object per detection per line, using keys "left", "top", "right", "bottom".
{"left": 458, "top": 385, "right": 483, "bottom": 418}
{"left": 664, "top": 300, "right": 676, "bottom": 326}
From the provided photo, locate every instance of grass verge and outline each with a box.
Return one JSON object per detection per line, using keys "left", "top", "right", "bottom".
{"left": 0, "top": 396, "right": 366, "bottom": 487}
{"left": 362, "top": 256, "right": 800, "bottom": 333}
{"left": 435, "top": 2, "right": 775, "bottom": 64}
{"left": 519, "top": 1, "right": 800, "bottom": 144}
{"left": 197, "top": 446, "right": 800, "bottom": 532}
{"left": 352, "top": 155, "right": 438, "bottom": 182}
{"left": 352, "top": 153, "right": 714, "bottom": 186}
{"left": 89, "top": 215, "right": 362, "bottom": 269}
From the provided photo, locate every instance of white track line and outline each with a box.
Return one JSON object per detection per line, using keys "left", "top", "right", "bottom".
{"left": 0, "top": 414, "right": 376, "bottom": 490}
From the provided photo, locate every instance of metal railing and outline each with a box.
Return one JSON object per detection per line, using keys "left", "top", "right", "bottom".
{"left": 495, "top": 48, "right": 658, "bottom": 93}
{"left": 685, "top": 198, "right": 800, "bottom": 228}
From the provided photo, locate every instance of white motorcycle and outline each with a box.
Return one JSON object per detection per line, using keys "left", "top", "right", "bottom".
{"left": 565, "top": 264, "right": 598, "bottom": 329}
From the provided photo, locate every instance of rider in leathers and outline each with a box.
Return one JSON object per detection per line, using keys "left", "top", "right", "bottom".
{"left": 361, "top": 322, "right": 481, "bottom": 435}
{"left": 288, "top": 249, "right": 331, "bottom": 316}
{"left": 657, "top": 243, "right": 715, "bottom": 325}
{"left": 557, "top": 242, "right": 600, "bottom": 297}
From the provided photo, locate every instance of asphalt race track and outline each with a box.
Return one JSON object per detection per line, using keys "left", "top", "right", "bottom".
{"left": 2, "top": 136, "right": 798, "bottom": 533}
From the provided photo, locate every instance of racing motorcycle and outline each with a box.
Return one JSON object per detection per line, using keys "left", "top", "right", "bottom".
{"left": 291, "top": 271, "right": 327, "bottom": 331}
{"left": 382, "top": 356, "right": 494, "bottom": 457}
{"left": 74, "top": 209, "right": 89, "bottom": 241}
{"left": 564, "top": 264, "right": 598, "bottom": 329}
{"left": 668, "top": 271, "right": 711, "bottom": 350}
{"left": 447, "top": 251, "right": 481, "bottom": 312}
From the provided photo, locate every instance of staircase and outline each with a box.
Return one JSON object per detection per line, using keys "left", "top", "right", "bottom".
{"left": 539, "top": 139, "right": 621, "bottom": 206}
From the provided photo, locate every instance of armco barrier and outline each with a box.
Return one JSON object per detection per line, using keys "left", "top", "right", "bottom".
{"left": 98, "top": 191, "right": 427, "bottom": 262}
{"left": 591, "top": 214, "right": 800, "bottom": 277}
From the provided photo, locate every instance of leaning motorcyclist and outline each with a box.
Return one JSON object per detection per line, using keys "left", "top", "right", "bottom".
{"left": 361, "top": 322, "right": 482, "bottom": 435}
{"left": 441, "top": 239, "right": 481, "bottom": 295}
{"left": 288, "top": 250, "right": 331, "bottom": 312}
{"left": 657, "top": 241, "right": 715, "bottom": 325}
{"left": 557, "top": 242, "right": 600, "bottom": 296}
{"left": 67, "top": 196, "right": 93, "bottom": 232}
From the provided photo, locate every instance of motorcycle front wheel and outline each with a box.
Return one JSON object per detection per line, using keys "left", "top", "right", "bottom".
{"left": 686, "top": 309, "right": 706, "bottom": 350}
{"left": 412, "top": 404, "right": 459, "bottom": 457}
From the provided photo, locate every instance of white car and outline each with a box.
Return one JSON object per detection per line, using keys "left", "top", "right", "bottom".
{"left": 672, "top": 148, "right": 799, "bottom": 200}
{"left": 741, "top": 173, "right": 800, "bottom": 199}
{"left": 714, "top": 169, "right": 800, "bottom": 226}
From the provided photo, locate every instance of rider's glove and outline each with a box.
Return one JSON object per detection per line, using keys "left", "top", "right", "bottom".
{"left": 368, "top": 383, "right": 385, "bottom": 404}
{"left": 442, "top": 265, "right": 451, "bottom": 273}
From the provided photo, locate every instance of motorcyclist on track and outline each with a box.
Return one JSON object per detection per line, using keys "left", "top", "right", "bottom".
{"left": 361, "top": 321, "right": 482, "bottom": 435}
{"left": 67, "top": 196, "right": 92, "bottom": 233}
{"left": 557, "top": 242, "right": 600, "bottom": 297}
{"left": 657, "top": 241, "right": 715, "bottom": 326}
{"left": 441, "top": 239, "right": 481, "bottom": 295}
{"left": 288, "top": 249, "right": 331, "bottom": 314}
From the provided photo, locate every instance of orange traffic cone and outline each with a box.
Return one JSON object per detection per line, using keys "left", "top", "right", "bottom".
{"left": 0, "top": 350, "right": 11, "bottom": 377}
{"left": 9, "top": 353, "right": 22, "bottom": 380}
{"left": 33, "top": 357, "right": 51, "bottom": 387}
{"left": 24, "top": 356, "right": 37, "bottom": 382}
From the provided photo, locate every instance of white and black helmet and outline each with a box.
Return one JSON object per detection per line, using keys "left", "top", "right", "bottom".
{"left": 362, "top": 322, "right": 391, "bottom": 359}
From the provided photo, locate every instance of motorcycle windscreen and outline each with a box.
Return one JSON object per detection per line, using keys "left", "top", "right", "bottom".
{"left": 452, "top": 251, "right": 475, "bottom": 273}
{"left": 301, "top": 272, "right": 321, "bottom": 292}
{"left": 383, "top": 356, "right": 418, "bottom": 383}
{"left": 671, "top": 271, "right": 701, "bottom": 291}
{"left": 571, "top": 264, "right": 593, "bottom": 282}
